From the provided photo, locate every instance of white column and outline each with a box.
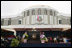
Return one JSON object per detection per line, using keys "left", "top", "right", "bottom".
{"left": 47, "top": 9, "right": 50, "bottom": 24}
{"left": 25, "top": 11, "right": 27, "bottom": 25}
{"left": 53, "top": 11, "right": 55, "bottom": 25}
{"left": 35, "top": 9, "right": 38, "bottom": 24}
{"left": 56, "top": 12, "right": 58, "bottom": 25}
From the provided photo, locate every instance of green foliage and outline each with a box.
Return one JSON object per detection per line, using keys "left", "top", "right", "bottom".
{"left": 24, "top": 36, "right": 28, "bottom": 39}
{"left": 10, "top": 38, "right": 19, "bottom": 47}
{"left": 23, "top": 33, "right": 28, "bottom": 39}
{"left": 40, "top": 36, "right": 47, "bottom": 40}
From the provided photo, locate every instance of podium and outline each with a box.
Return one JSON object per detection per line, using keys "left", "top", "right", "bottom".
{"left": 27, "top": 31, "right": 40, "bottom": 43}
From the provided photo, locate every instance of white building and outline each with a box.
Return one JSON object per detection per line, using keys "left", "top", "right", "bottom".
{"left": 1, "top": 5, "right": 71, "bottom": 26}
{"left": 1, "top": 5, "right": 71, "bottom": 36}
{"left": 1, "top": 5, "right": 71, "bottom": 32}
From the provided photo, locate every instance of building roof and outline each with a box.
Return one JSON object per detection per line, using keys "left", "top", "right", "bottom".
{"left": 57, "top": 13, "right": 71, "bottom": 17}
{"left": 1, "top": 13, "right": 23, "bottom": 19}
{"left": 28, "top": 5, "right": 49, "bottom": 7}
{"left": 1, "top": 5, "right": 71, "bottom": 19}
{"left": 25, "top": 5, "right": 57, "bottom": 11}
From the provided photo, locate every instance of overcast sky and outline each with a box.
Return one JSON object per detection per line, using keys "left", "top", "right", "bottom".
{"left": 1, "top": 1, "right": 71, "bottom": 17}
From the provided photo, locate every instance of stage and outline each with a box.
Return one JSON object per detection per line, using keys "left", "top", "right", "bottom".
{"left": 17, "top": 43, "right": 71, "bottom": 47}
{"left": 18, "top": 43, "right": 71, "bottom": 47}
{"left": 7, "top": 43, "right": 71, "bottom": 47}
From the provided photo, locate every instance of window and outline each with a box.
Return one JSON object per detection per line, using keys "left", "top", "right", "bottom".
{"left": 32, "top": 9, "right": 35, "bottom": 15}
{"left": 50, "top": 10, "right": 53, "bottom": 16}
{"left": 54, "top": 11, "right": 56, "bottom": 16}
{"left": 8, "top": 18, "right": 11, "bottom": 25}
{"left": 24, "top": 12, "right": 25, "bottom": 17}
{"left": 70, "top": 17, "right": 71, "bottom": 25}
{"left": 38, "top": 9, "right": 41, "bottom": 15}
{"left": 59, "top": 20, "right": 61, "bottom": 24}
{"left": 19, "top": 20, "right": 21, "bottom": 24}
{"left": 1, "top": 19, "right": 4, "bottom": 25}
{"left": 27, "top": 10, "right": 29, "bottom": 16}
{"left": 44, "top": 9, "right": 47, "bottom": 15}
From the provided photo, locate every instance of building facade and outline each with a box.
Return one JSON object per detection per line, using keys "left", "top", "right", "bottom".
{"left": 1, "top": 5, "right": 71, "bottom": 26}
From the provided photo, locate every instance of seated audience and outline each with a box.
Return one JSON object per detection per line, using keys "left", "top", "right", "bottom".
{"left": 54, "top": 37, "right": 57, "bottom": 43}
{"left": 63, "top": 37, "right": 67, "bottom": 43}
{"left": 57, "top": 36, "right": 59, "bottom": 43}
{"left": 48, "top": 37, "right": 50, "bottom": 43}
{"left": 45, "top": 37, "right": 48, "bottom": 43}
{"left": 50, "top": 37, "right": 52, "bottom": 43}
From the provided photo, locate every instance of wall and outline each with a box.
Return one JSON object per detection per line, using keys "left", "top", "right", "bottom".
{"left": 11, "top": 19, "right": 19, "bottom": 25}
{"left": 3, "top": 19, "right": 8, "bottom": 26}
{"left": 61, "top": 18, "right": 70, "bottom": 25}
{"left": 1, "top": 7, "right": 70, "bottom": 26}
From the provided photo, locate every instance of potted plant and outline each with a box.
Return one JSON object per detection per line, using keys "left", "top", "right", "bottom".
{"left": 23, "top": 32, "right": 28, "bottom": 43}
{"left": 40, "top": 35, "right": 46, "bottom": 43}
{"left": 10, "top": 37, "right": 19, "bottom": 47}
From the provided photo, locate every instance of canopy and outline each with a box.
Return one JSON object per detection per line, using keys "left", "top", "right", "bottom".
{"left": 1, "top": 27, "right": 16, "bottom": 36}
{"left": 1, "top": 25, "right": 71, "bottom": 28}
{"left": 1, "top": 25, "right": 71, "bottom": 31}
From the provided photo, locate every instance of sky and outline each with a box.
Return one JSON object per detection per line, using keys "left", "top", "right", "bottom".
{"left": 1, "top": 1, "right": 71, "bottom": 17}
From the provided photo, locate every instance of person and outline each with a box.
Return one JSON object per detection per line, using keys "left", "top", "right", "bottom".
{"left": 1, "top": 36, "right": 6, "bottom": 47}
{"left": 1, "top": 36, "right": 3, "bottom": 39}
{"left": 17, "top": 35, "right": 21, "bottom": 41}
{"left": 1, "top": 36, "right": 4, "bottom": 41}
{"left": 40, "top": 32, "right": 45, "bottom": 39}
{"left": 42, "top": 32, "right": 44, "bottom": 35}
{"left": 40, "top": 32, "right": 47, "bottom": 43}
{"left": 22, "top": 31, "right": 28, "bottom": 43}
{"left": 54, "top": 37, "right": 57, "bottom": 43}
{"left": 50, "top": 37, "right": 52, "bottom": 43}
{"left": 48, "top": 37, "right": 50, "bottom": 43}
{"left": 63, "top": 37, "right": 67, "bottom": 43}
{"left": 66, "top": 38, "right": 69, "bottom": 43}
{"left": 1, "top": 36, "right": 9, "bottom": 47}
{"left": 57, "top": 36, "right": 59, "bottom": 43}
{"left": 4, "top": 37, "right": 10, "bottom": 47}
{"left": 45, "top": 37, "right": 48, "bottom": 43}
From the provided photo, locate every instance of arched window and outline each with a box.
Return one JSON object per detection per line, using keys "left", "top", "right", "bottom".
{"left": 59, "top": 20, "right": 61, "bottom": 24}
{"left": 19, "top": 20, "right": 21, "bottom": 24}
{"left": 32, "top": 9, "right": 35, "bottom": 15}
{"left": 18, "top": 19, "right": 22, "bottom": 24}
{"left": 1, "top": 19, "right": 4, "bottom": 25}
{"left": 54, "top": 11, "right": 56, "bottom": 16}
{"left": 27, "top": 10, "right": 29, "bottom": 16}
{"left": 8, "top": 18, "right": 11, "bottom": 25}
{"left": 38, "top": 9, "right": 41, "bottom": 15}
{"left": 44, "top": 9, "right": 47, "bottom": 15}
{"left": 50, "top": 10, "right": 53, "bottom": 16}
{"left": 70, "top": 17, "right": 71, "bottom": 25}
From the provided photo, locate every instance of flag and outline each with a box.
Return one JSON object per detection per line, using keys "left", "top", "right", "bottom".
{"left": 37, "top": 16, "right": 39, "bottom": 21}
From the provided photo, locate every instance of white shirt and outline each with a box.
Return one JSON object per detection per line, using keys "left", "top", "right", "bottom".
{"left": 54, "top": 38, "right": 57, "bottom": 40}
{"left": 63, "top": 38, "right": 66, "bottom": 42}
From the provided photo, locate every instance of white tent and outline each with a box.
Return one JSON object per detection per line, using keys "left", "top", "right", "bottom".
{"left": 1, "top": 27, "right": 16, "bottom": 36}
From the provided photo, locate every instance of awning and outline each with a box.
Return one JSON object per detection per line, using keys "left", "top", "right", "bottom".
{"left": 1, "top": 27, "right": 16, "bottom": 36}
{"left": 1, "top": 25, "right": 71, "bottom": 28}
{"left": 1, "top": 25, "right": 71, "bottom": 31}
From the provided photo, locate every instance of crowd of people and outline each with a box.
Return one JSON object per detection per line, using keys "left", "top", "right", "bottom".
{"left": 1, "top": 31, "right": 71, "bottom": 47}
{"left": 40, "top": 32, "right": 71, "bottom": 43}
